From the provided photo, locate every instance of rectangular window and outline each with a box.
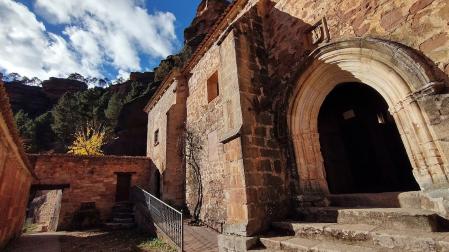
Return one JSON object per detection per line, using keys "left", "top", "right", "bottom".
{"left": 207, "top": 71, "right": 219, "bottom": 103}
{"left": 154, "top": 129, "right": 159, "bottom": 146}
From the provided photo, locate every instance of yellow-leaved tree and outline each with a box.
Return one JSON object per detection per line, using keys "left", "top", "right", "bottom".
{"left": 68, "top": 123, "right": 107, "bottom": 156}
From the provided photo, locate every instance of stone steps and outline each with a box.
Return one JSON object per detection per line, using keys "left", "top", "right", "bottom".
{"left": 112, "top": 217, "right": 134, "bottom": 223}
{"left": 295, "top": 207, "right": 447, "bottom": 232}
{"left": 269, "top": 221, "right": 449, "bottom": 251}
{"left": 253, "top": 236, "right": 378, "bottom": 251}
{"left": 112, "top": 212, "right": 134, "bottom": 219}
{"left": 336, "top": 208, "right": 447, "bottom": 232}
{"left": 327, "top": 192, "right": 421, "bottom": 208}
{"left": 105, "top": 202, "right": 135, "bottom": 230}
{"left": 249, "top": 207, "right": 449, "bottom": 251}
{"left": 104, "top": 222, "right": 135, "bottom": 230}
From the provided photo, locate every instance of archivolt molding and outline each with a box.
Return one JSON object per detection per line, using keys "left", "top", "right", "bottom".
{"left": 288, "top": 38, "right": 449, "bottom": 193}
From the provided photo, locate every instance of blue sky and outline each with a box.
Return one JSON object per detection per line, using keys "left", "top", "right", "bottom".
{"left": 0, "top": 0, "right": 201, "bottom": 80}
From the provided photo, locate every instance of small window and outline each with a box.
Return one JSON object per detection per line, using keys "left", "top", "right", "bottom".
{"left": 207, "top": 71, "right": 219, "bottom": 103}
{"left": 154, "top": 129, "right": 159, "bottom": 146}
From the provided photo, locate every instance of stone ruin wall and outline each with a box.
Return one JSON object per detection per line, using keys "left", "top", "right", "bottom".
{"left": 30, "top": 154, "right": 152, "bottom": 230}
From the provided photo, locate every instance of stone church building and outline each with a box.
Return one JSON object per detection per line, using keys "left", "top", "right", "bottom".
{"left": 145, "top": 0, "right": 449, "bottom": 250}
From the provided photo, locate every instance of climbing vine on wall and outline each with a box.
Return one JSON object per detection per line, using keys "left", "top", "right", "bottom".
{"left": 180, "top": 127, "right": 203, "bottom": 224}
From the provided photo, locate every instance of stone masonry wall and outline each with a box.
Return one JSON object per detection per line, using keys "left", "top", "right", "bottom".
{"left": 0, "top": 135, "right": 32, "bottom": 248}
{"left": 147, "top": 77, "right": 187, "bottom": 208}
{"left": 231, "top": 6, "right": 293, "bottom": 235}
{"left": 258, "top": 0, "right": 449, "bottom": 192}
{"left": 147, "top": 80, "right": 179, "bottom": 173}
{"left": 186, "top": 43, "right": 228, "bottom": 231}
{"left": 30, "top": 154, "right": 152, "bottom": 230}
{"left": 208, "top": 0, "right": 449, "bottom": 237}
{"left": 263, "top": 0, "right": 449, "bottom": 84}
{"left": 29, "top": 190, "right": 62, "bottom": 232}
{"left": 0, "top": 82, "right": 33, "bottom": 249}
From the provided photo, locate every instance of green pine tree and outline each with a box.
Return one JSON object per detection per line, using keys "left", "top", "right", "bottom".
{"left": 14, "top": 110, "right": 36, "bottom": 152}
{"left": 105, "top": 93, "right": 123, "bottom": 127}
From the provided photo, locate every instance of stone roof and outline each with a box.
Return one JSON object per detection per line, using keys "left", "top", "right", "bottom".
{"left": 0, "top": 79, "right": 35, "bottom": 176}
{"left": 144, "top": 69, "right": 180, "bottom": 112}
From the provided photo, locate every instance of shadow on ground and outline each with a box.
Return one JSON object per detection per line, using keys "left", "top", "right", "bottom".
{"left": 5, "top": 229, "right": 175, "bottom": 252}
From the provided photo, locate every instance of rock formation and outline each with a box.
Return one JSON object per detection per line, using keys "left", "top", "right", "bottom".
{"left": 4, "top": 81, "right": 52, "bottom": 118}
{"left": 41, "top": 78, "right": 87, "bottom": 102}
{"left": 5, "top": 78, "right": 87, "bottom": 118}
{"left": 184, "top": 0, "right": 230, "bottom": 51}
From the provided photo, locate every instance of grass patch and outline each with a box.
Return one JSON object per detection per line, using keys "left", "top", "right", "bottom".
{"left": 22, "top": 223, "right": 41, "bottom": 233}
{"left": 137, "top": 237, "right": 177, "bottom": 252}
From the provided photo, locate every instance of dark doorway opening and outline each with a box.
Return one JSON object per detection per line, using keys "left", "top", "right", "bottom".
{"left": 150, "top": 169, "right": 162, "bottom": 199}
{"left": 115, "top": 173, "right": 132, "bottom": 202}
{"left": 318, "top": 83, "right": 420, "bottom": 194}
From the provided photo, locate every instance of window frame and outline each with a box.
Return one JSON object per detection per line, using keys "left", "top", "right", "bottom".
{"left": 206, "top": 71, "right": 219, "bottom": 103}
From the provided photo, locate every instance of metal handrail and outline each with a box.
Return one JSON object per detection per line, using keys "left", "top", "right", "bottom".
{"left": 131, "top": 186, "right": 183, "bottom": 251}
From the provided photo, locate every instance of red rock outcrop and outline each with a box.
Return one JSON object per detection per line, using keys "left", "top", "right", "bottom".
{"left": 41, "top": 77, "right": 88, "bottom": 102}
{"left": 184, "top": 0, "right": 230, "bottom": 51}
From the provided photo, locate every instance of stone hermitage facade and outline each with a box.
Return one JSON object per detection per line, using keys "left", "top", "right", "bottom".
{"left": 145, "top": 0, "right": 449, "bottom": 242}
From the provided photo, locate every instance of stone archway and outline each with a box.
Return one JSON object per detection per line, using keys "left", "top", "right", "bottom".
{"left": 318, "top": 82, "right": 420, "bottom": 194}
{"left": 288, "top": 38, "right": 448, "bottom": 195}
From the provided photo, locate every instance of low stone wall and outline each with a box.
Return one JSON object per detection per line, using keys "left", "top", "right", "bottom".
{"left": 28, "top": 190, "right": 62, "bottom": 232}
{"left": 29, "top": 154, "right": 153, "bottom": 230}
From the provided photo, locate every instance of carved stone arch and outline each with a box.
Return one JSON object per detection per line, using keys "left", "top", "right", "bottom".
{"left": 287, "top": 38, "right": 448, "bottom": 195}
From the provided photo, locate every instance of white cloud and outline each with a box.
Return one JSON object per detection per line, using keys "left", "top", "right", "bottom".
{"left": 0, "top": 0, "right": 177, "bottom": 80}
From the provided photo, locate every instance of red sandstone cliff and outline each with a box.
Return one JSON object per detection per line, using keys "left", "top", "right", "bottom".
{"left": 185, "top": 0, "right": 230, "bottom": 51}
{"left": 5, "top": 78, "right": 86, "bottom": 118}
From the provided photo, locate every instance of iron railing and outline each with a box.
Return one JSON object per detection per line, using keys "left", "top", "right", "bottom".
{"left": 131, "top": 186, "right": 183, "bottom": 251}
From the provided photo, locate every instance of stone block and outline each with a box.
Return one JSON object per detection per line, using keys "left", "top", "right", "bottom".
{"left": 218, "top": 234, "right": 258, "bottom": 252}
{"left": 223, "top": 223, "right": 249, "bottom": 236}
{"left": 337, "top": 208, "right": 445, "bottom": 232}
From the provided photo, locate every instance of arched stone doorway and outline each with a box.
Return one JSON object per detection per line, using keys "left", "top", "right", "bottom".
{"left": 288, "top": 38, "right": 448, "bottom": 196}
{"left": 318, "top": 83, "right": 420, "bottom": 194}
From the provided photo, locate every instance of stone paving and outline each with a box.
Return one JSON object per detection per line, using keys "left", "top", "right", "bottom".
{"left": 183, "top": 223, "right": 219, "bottom": 252}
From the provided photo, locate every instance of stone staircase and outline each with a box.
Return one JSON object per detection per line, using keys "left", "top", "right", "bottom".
{"left": 104, "top": 201, "right": 135, "bottom": 230}
{"left": 249, "top": 193, "right": 449, "bottom": 251}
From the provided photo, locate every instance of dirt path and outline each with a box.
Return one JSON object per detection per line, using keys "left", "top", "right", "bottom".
{"left": 6, "top": 225, "right": 219, "bottom": 252}
{"left": 6, "top": 232, "right": 64, "bottom": 252}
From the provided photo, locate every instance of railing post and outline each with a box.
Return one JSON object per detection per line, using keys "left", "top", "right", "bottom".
{"left": 180, "top": 211, "right": 183, "bottom": 252}
{"left": 132, "top": 186, "right": 184, "bottom": 251}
